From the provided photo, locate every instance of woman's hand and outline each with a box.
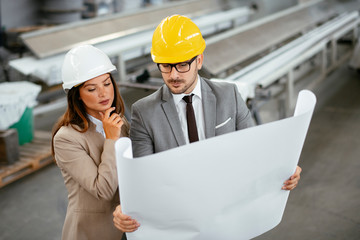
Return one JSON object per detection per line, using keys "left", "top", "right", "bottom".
{"left": 99, "top": 107, "right": 123, "bottom": 140}
{"left": 113, "top": 205, "right": 140, "bottom": 232}
{"left": 282, "top": 165, "right": 302, "bottom": 190}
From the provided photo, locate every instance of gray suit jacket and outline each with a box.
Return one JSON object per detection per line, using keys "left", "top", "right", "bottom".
{"left": 130, "top": 77, "right": 255, "bottom": 157}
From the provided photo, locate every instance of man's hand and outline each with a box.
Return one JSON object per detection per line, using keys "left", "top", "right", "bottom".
{"left": 113, "top": 205, "right": 140, "bottom": 232}
{"left": 282, "top": 166, "right": 302, "bottom": 190}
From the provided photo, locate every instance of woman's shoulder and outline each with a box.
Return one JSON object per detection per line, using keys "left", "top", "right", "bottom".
{"left": 121, "top": 116, "right": 130, "bottom": 137}
{"left": 54, "top": 125, "right": 85, "bottom": 142}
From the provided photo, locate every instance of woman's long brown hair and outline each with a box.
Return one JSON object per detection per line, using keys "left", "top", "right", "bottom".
{"left": 51, "top": 74, "right": 128, "bottom": 156}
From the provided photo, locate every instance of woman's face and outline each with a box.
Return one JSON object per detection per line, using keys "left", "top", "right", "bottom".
{"left": 79, "top": 73, "right": 114, "bottom": 119}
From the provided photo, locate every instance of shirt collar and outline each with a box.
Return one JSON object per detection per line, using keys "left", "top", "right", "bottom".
{"left": 172, "top": 74, "right": 202, "bottom": 105}
{"left": 87, "top": 114, "right": 105, "bottom": 137}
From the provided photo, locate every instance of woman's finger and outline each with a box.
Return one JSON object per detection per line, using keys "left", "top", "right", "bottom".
{"left": 100, "top": 107, "right": 115, "bottom": 121}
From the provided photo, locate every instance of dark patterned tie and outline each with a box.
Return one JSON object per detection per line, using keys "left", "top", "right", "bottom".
{"left": 183, "top": 94, "right": 199, "bottom": 143}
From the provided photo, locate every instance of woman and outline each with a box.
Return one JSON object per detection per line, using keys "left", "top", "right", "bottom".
{"left": 52, "top": 44, "right": 129, "bottom": 240}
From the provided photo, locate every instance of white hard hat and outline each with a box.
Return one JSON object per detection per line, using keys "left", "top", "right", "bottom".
{"left": 61, "top": 44, "right": 116, "bottom": 91}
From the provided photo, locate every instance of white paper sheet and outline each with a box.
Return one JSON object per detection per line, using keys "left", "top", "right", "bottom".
{"left": 115, "top": 90, "right": 316, "bottom": 240}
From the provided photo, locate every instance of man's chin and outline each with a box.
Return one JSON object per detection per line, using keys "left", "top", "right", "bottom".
{"left": 167, "top": 85, "right": 184, "bottom": 94}
{"left": 170, "top": 88, "right": 185, "bottom": 94}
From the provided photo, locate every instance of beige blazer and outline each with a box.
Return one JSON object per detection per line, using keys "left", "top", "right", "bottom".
{"left": 54, "top": 120, "right": 128, "bottom": 240}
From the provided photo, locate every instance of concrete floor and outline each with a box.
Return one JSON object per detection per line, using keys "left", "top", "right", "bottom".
{"left": 255, "top": 63, "right": 360, "bottom": 239}
{"left": 1, "top": 63, "right": 360, "bottom": 239}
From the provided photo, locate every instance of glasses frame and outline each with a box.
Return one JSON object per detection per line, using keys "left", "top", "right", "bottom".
{"left": 157, "top": 56, "right": 198, "bottom": 73}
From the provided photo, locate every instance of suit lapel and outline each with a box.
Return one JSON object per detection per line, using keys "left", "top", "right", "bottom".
{"left": 161, "top": 86, "right": 187, "bottom": 146}
{"left": 201, "top": 78, "right": 216, "bottom": 138}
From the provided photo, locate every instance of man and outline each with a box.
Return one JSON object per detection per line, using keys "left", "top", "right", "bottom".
{"left": 113, "top": 14, "right": 302, "bottom": 233}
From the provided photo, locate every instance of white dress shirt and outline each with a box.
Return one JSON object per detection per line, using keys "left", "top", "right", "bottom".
{"left": 87, "top": 114, "right": 106, "bottom": 138}
{"left": 172, "top": 75, "right": 205, "bottom": 144}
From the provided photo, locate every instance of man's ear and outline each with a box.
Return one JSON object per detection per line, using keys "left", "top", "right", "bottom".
{"left": 197, "top": 54, "right": 204, "bottom": 70}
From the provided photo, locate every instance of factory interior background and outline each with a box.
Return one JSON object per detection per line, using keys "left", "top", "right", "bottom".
{"left": 1, "top": 0, "right": 360, "bottom": 239}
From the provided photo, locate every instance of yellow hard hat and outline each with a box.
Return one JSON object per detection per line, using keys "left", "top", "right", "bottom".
{"left": 151, "top": 15, "right": 206, "bottom": 63}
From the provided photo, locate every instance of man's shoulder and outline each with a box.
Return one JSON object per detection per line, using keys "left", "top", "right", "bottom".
{"left": 132, "top": 85, "right": 164, "bottom": 108}
{"left": 201, "top": 77, "right": 237, "bottom": 92}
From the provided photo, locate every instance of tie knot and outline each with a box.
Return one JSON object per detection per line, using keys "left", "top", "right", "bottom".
{"left": 183, "top": 94, "right": 194, "bottom": 104}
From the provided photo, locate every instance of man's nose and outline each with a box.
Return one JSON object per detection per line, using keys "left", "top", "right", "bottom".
{"left": 169, "top": 66, "right": 180, "bottom": 79}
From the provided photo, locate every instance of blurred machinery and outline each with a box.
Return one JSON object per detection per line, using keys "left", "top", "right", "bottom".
{"left": 11, "top": 1, "right": 251, "bottom": 83}
{"left": 42, "top": 0, "right": 84, "bottom": 24}
{"left": 1, "top": 0, "right": 360, "bottom": 117}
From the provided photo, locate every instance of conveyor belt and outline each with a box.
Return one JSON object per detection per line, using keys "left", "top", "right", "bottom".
{"left": 203, "top": 1, "right": 336, "bottom": 76}
{"left": 21, "top": 0, "right": 222, "bottom": 58}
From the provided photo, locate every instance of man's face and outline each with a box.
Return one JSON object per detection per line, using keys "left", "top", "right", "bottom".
{"left": 160, "top": 54, "right": 203, "bottom": 94}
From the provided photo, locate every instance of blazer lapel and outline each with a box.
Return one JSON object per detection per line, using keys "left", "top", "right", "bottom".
{"left": 201, "top": 78, "right": 216, "bottom": 138}
{"left": 161, "top": 86, "right": 187, "bottom": 146}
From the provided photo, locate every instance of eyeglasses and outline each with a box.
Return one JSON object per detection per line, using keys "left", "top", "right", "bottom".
{"left": 157, "top": 56, "right": 198, "bottom": 73}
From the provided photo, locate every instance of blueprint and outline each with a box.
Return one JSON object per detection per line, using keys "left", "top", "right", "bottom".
{"left": 115, "top": 90, "right": 316, "bottom": 240}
